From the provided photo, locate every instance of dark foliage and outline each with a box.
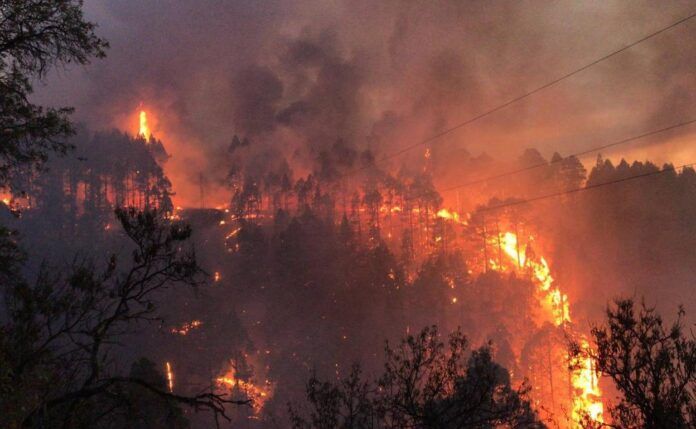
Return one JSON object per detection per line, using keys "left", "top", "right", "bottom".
{"left": 290, "top": 326, "right": 544, "bottom": 428}
{"left": 0, "top": 0, "right": 108, "bottom": 186}
{"left": 572, "top": 299, "right": 696, "bottom": 429}
{"left": 0, "top": 209, "right": 247, "bottom": 428}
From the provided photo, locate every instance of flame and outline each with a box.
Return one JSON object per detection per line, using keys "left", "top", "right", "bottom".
{"left": 225, "top": 227, "right": 242, "bottom": 240}
{"left": 170, "top": 319, "right": 203, "bottom": 336}
{"left": 496, "top": 231, "right": 602, "bottom": 427}
{"left": 139, "top": 110, "right": 151, "bottom": 140}
{"left": 499, "top": 232, "right": 569, "bottom": 325}
{"left": 216, "top": 366, "right": 273, "bottom": 412}
{"left": 436, "top": 208, "right": 466, "bottom": 224}
{"left": 165, "top": 361, "right": 174, "bottom": 392}
{"left": 571, "top": 339, "right": 604, "bottom": 424}
{"left": 166, "top": 206, "right": 183, "bottom": 221}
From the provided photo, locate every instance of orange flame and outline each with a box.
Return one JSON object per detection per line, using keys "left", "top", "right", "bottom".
{"left": 139, "top": 110, "right": 151, "bottom": 140}
{"left": 500, "top": 232, "right": 569, "bottom": 325}
{"left": 170, "top": 320, "right": 203, "bottom": 336}
{"left": 216, "top": 365, "right": 273, "bottom": 413}
{"left": 570, "top": 339, "right": 604, "bottom": 424}
{"left": 436, "top": 208, "right": 467, "bottom": 225}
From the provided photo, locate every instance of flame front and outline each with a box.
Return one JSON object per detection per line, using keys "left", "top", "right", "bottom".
{"left": 500, "top": 232, "right": 570, "bottom": 326}
{"left": 496, "top": 231, "right": 602, "bottom": 427}
{"left": 571, "top": 340, "right": 604, "bottom": 424}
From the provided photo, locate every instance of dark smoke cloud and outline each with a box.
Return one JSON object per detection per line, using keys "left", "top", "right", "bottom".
{"left": 277, "top": 30, "right": 367, "bottom": 148}
{"left": 232, "top": 66, "right": 283, "bottom": 136}
{"left": 34, "top": 0, "right": 696, "bottom": 205}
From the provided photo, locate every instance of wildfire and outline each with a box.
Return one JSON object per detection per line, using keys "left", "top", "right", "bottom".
{"left": 499, "top": 232, "right": 569, "bottom": 325}
{"left": 0, "top": 193, "right": 26, "bottom": 214}
{"left": 496, "top": 231, "right": 602, "bottom": 427}
{"left": 139, "top": 110, "right": 151, "bottom": 140}
{"left": 170, "top": 319, "right": 203, "bottom": 335}
{"left": 166, "top": 361, "right": 174, "bottom": 392}
{"left": 571, "top": 340, "right": 604, "bottom": 424}
{"left": 216, "top": 366, "right": 273, "bottom": 412}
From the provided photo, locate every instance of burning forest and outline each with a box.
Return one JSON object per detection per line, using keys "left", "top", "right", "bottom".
{"left": 2, "top": 1, "right": 696, "bottom": 429}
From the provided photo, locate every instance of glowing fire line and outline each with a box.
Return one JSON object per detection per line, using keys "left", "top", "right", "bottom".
{"left": 166, "top": 361, "right": 174, "bottom": 392}
{"left": 498, "top": 231, "right": 602, "bottom": 427}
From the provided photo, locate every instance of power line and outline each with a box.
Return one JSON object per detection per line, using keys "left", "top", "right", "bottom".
{"left": 396, "top": 117, "right": 696, "bottom": 203}
{"left": 373, "top": 10, "right": 696, "bottom": 166}
{"left": 439, "top": 117, "right": 696, "bottom": 193}
{"left": 478, "top": 161, "right": 696, "bottom": 213}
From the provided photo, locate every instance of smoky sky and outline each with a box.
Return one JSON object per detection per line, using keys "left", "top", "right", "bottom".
{"left": 34, "top": 0, "right": 696, "bottom": 205}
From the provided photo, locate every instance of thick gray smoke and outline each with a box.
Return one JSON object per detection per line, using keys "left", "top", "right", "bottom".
{"left": 34, "top": 0, "right": 696, "bottom": 205}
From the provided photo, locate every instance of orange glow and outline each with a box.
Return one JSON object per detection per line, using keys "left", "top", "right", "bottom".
{"left": 571, "top": 339, "right": 604, "bottom": 424}
{"left": 126, "top": 106, "right": 230, "bottom": 208}
{"left": 225, "top": 227, "right": 242, "bottom": 240}
{"left": 216, "top": 365, "right": 273, "bottom": 412}
{"left": 170, "top": 320, "right": 202, "bottom": 336}
{"left": 124, "top": 105, "right": 234, "bottom": 208}
{"left": 139, "top": 110, "right": 151, "bottom": 140}
{"left": 436, "top": 208, "right": 466, "bottom": 224}
{"left": 495, "top": 231, "right": 602, "bottom": 427}
{"left": 499, "top": 232, "right": 569, "bottom": 325}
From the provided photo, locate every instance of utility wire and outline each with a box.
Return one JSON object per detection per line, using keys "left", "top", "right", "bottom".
{"left": 439, "top": 117, "right": 696, "bottom": 193}
{"left": 300, "top": 10, "right": 696, "bottom": 185}
{"left": 395, "top": 117, "right": 696, "bottom": 202}
{"left": 478, "top": 161, "right": 696, "bottom": 213}
{"left": 374, "top": 10, "right": 696, "bottom": 165}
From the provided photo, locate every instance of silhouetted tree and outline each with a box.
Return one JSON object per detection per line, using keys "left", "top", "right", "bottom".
{"left": 290, "top": 364, "right": 377, "bottom": 429}
{"left": 291, "top": 326, "right": 545, "bottom": 429}
{"left": 571, "top": 299, "right": 696, "bottom": 429}
{"left": 0, "top": 0, "right": 107, "bottom": 188}
{"left": 0, "top": 209, "right": 249, "bottom": 428}
{"left": 83, "top": 358, "right": 190, "bottom": 429}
